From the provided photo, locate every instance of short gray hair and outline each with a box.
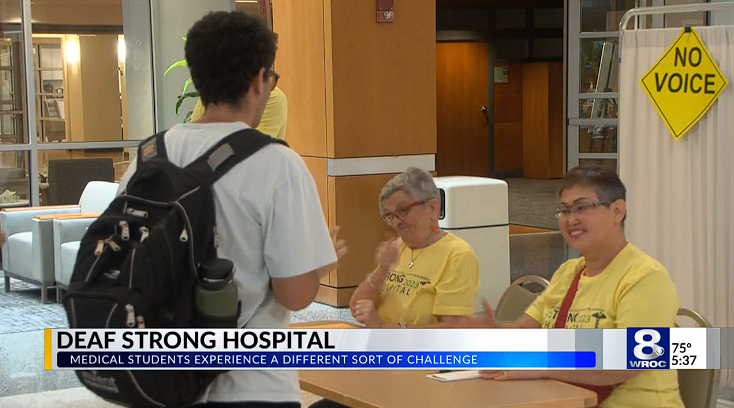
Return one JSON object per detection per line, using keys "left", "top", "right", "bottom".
{"left": 379, "top": 167, "right": 440, "bottom": 214}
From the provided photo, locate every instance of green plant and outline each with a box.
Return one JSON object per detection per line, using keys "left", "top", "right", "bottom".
{"left": 164, "top": 37, "right": 198, "bottom": 123}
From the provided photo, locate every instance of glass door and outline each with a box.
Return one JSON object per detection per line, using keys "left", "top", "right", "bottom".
{"left": 567, "top": 0, "right": 637, "bottom": 172}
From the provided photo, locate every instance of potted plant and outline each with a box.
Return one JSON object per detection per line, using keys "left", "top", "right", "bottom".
{"left": 164, "top": 38, "right": 198, "bottom": 123}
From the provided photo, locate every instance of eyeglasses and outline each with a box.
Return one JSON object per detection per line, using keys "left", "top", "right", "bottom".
{"left": 554, "top": 201, "right": 611, "bottom": 219}
{"left": 382, "top": 200, "right": 427, "bottom": 224}
{"left": 267, "top": 69, "right": 280, "bottom": 90}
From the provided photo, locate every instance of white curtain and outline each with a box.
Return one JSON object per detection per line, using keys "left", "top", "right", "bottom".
{"left": 619, "top": 25, "right": 734, "bottom": 388}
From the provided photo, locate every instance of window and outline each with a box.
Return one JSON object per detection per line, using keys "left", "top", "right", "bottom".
{"left": 567, "top": 1, "right": 627, "bottom": 172}
{"left": 0, "top": 0, "right": 31, "bottom": 205}
{"left": 579, "top": 38, "right": 619, "bottom": 93}
{"left": 0, "top": 0, "right": 152, "bottom": 207}
{"left": 436, "top": 4, "right": 563, "bottom": 62}
{"left": 34, "top": 39, "right": 66, "bottom": 142}
{"left": 581, "top": 0, "right": 637, "bottom": 32}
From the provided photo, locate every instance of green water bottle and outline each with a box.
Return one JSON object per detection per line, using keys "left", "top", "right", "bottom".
{"left": 195, "top": 258, "right": 239, "bottom": 328}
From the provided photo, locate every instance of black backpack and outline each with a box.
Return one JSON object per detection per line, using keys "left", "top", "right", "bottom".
{"left": 63, "top": 128, "right": 286, "bottom": 407}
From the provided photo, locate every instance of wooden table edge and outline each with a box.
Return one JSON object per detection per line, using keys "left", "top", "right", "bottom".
{"left": 300, "top": 375, "right": 380, "bottom": 408}
{"left": 299, "top": 375, "right": 598, "bottom": 408}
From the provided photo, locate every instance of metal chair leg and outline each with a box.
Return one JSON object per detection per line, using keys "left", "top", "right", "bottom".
{"left": 41, "top": 284, "right": 48, "bottom": 304}
{"left": 3, "top": 276, "right": 9, "bottom": 293}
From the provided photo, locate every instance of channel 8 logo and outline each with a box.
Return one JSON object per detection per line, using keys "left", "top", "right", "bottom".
{"left": 627, "top": 328, "right": 670, "bottom": 369}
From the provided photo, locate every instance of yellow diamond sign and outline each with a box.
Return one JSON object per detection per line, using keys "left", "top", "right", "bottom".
{"left": 640, "top": 27, "right": 728, "bottom": 140}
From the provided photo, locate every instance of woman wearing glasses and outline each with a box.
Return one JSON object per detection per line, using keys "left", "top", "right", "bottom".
{"left": 350, "top": 166, "right": 480, "bottom": 329}
{"left": 309, "top": 167, "right": 480, "bottom": 408}
{"left": 467, "top": 165, "right": 683, "bottom": 408}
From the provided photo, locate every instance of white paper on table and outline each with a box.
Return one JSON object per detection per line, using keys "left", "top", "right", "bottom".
{"left": 426, "top": 370, "right": 481, "bottom": 382}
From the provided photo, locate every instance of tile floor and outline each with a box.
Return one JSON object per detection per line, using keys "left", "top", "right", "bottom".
{"left": 0, "top": 279, "right": 356, "bottom": 336}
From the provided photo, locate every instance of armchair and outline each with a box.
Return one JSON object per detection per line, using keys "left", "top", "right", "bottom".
{"left": 494, "top": 275, "right": 549, "bottom": 324}
{"left": 47, "top": 158, "right": 114, "bottom": 205}
{"left": 53, "top": 212, "right": 102, "bottom": 302}
{"left": 1, "top": 181, "right": 118, "bottom": 303}
{"left": 676, "top": 308, "right": 719, "bottom": 408}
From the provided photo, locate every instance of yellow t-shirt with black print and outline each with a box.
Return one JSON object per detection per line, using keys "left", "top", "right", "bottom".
{"left": 526, "top": 243, "right": 684, "bottom": 408}
{"left": 377, "top": 233, "right": 479, "bottom": 326}
{"left": 190, "top": 86, "right": 288, "bottom": 140}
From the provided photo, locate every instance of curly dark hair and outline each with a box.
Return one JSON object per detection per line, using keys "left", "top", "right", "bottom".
{"left": 185, "top": 11, "right": 277, "bottom": 107}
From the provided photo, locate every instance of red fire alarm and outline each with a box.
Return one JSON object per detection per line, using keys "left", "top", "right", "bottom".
{"left": 376, "top": 0, "right": 394, "bottom": 23}
{"left": 259, "top": 0, "right": 268, "bottom": 16}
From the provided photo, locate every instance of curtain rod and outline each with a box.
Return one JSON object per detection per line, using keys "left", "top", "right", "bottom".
{"left": 620, "top": 1, "right": 734, "bottom": 32}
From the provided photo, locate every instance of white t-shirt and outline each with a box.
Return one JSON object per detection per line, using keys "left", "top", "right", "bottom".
{"left": 118, "top": 122, "right": 337, "bottom": 403}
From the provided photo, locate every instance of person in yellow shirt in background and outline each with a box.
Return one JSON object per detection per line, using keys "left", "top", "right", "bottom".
{"left": 191, "top": 85, "right": 287, "bottom": 140}
{"left": 466, "top": 165, "right": 684, "bottom": 408}
{"left": 350, "top": 166, "right": 480, "bottom": 328}
{"left": 310, "top": 167, "right": 480, "bottom": 408}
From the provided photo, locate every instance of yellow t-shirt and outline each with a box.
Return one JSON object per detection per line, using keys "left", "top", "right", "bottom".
{"left": 526, "top": 243, "right": 684, "bottom": 408}
{"left": 377, "top": 233, "right": 479, "bottom": 325}
{"left": 191, "top": 98, "right": 205, "bottom": 123}
{"left": 190, "top": 86, "right": 288, "bottom": 140}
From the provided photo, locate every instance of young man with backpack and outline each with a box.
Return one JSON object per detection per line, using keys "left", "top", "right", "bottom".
{"left": 110, "top": 11, "right": 343, "bottom": 407}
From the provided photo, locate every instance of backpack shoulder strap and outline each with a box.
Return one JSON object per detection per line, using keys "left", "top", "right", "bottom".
{"left": 186, "top": 128, "right": 288, "bottom": 186}
{"left": 136, "top": 131, "right": 169, "bottom": 166}
{"left": 124, "top": 131, "right": 168, "bottom": 194}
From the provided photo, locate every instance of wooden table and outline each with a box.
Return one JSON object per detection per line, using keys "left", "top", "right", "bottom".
{"left": 294, "top": 320, "right": 596, "bottom": 407}
{"left": 300, "top": 370, "right": 597, "bottom": 408}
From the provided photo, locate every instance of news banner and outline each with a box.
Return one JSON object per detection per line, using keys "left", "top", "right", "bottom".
{"left": 44, "top": 328, "right": 733, "bottom": 371}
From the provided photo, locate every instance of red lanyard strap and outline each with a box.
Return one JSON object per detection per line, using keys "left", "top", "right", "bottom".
{"left": 554, "top": 267, "right": 584, "bottom": 328}
{"left": 552, "top": 266, "right": 615, "bottom": 406}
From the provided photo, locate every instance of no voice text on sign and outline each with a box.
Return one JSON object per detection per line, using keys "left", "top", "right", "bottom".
{"left": 640, "top": 27, "right": 728, "bottom": 140}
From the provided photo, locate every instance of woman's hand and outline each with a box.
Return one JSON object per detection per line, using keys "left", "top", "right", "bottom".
{"left": 376, "top": 238, "right": 400, "bottom": 273}
{"left": 480, "top": 370, "right": 546, "bottom": 381}
{"left": 353, "top": 299, "right": 384, "bottom": 328}
{"left": 0, "top": 230, "right": 5, "bottom": 247}
{"left": 331, "top": 226, "right": 348, "bottom": 260}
